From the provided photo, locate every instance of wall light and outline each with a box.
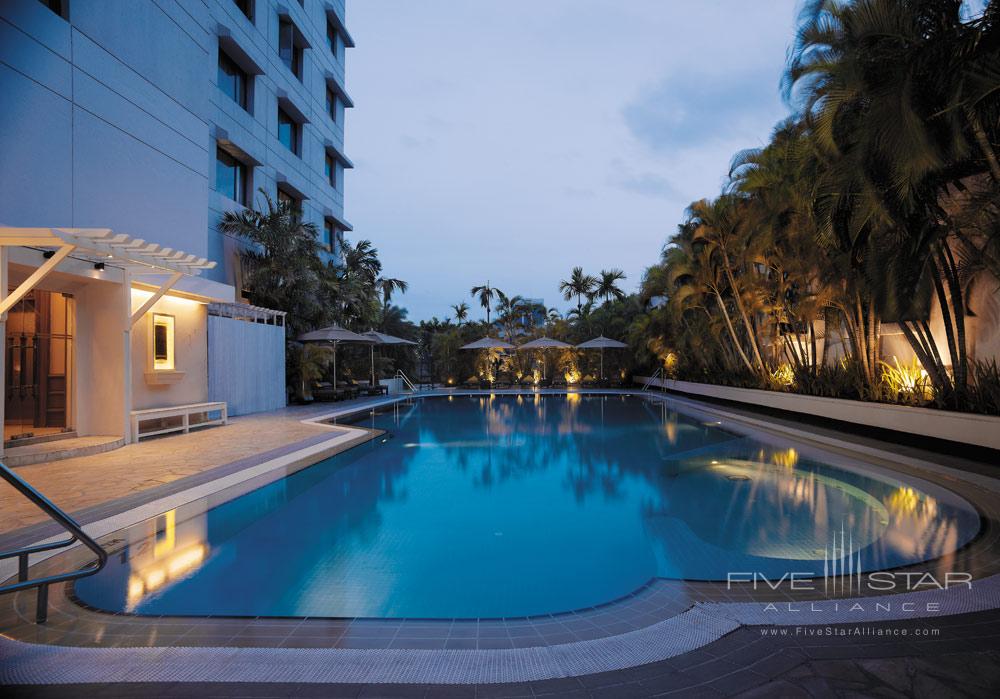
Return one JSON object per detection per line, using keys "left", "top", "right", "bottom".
{"left": 94, "top": 262, "right": 105, "bottom": 270}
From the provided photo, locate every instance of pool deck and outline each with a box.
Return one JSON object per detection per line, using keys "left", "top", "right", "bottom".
{"left": 2, "top": 389, "right": 1000, "bottom": 696}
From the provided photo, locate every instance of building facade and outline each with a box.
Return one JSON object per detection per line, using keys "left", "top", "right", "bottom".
{"left": 0, "top": 0, "right": 353, "bottom": 454}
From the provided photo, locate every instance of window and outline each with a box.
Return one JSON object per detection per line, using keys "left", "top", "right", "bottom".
{"left": 277, "top": 187, "right": 301, "bottom": 217}
{"left": 277, "top": 107, "right": 300, "bottom": 155}
{"left": 323, "top": 219, "right": 344, "bottom": 253}
{"left": 39, "top": 0, "right": 68, "bottom": 18}
{"left": 278, "top": 18, "right": 304, "bottom": 80}
{"left": 326, "top": 88, "right": 338, "bottom": 123}
{"left": 233, "top": 0, "right": 253, "bottom": 22}
{"left": 215, "top": 146, "right": 248, "bottom": 205}
{"left": 325, "top": 152, "right": 337, "bottom": 189}
{"left": 327, "top": 21, "right": 339, "bottom": 57}
{"left": 323, "top": 219, "right": 336, "bottom": 252}
{"left": 152, "top": 314, "right": 175, "bottom": 371}
{"left": 217, "top": 48, "right": 249, "bottom": 111}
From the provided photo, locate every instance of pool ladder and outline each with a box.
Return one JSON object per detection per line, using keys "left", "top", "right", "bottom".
{"left": 395, "top": 369, "right": 420, "bottom": 393}
{"left": 642, "top": 368, "right": 664, "bottom": 391}
{"left": 0, "top": 461, "right": 108, "bottom": 623}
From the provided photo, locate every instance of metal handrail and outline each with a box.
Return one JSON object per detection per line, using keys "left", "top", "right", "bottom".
{"left": 642, "top": 368, "right": 664, "bottom": 392}
{"left": 395, "top": 369, "right": 418, "bottom": 393}
{"left": 0, "top": 462, "right": 107, "bottom": 623}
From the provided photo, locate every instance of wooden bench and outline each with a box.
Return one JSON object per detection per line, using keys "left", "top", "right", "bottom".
{"left": 130, "top": 402, "right": 228, "bottom": 441}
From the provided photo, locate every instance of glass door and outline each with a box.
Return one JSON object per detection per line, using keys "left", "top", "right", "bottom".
{"left": 4, "top": 290, "right": 75, "bottom": 444}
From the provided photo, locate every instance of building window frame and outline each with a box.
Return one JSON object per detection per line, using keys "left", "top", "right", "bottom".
{"left": 322, "top": 219, "right": 336, "bottom": 252}
{"left": 39, "top": 0, "right": 69, "bottom": 19}
{"left": 326, "top": 88, "right": 338, "bottom": 124}
{"left": 278, "top": 17, "right": 305, "bottom": 81}
{"left": 217, "top": 47, "right": 251, "bottom": 113}
{"left": 277, "top": 187, "right": 302, "bottom": 218}
{"left": 325, "top": 152, "right": 337, "bottom": 190}
{"left": 215, "top": 145, "right": 249, "bottom": 206}
{"left": 233, "top": 0, "right": 253, "bottom": 23}
{"left": 277, "top": 107, "right": 301, "bottom": 156}
{"left": 327, "top": 21, "right": 339, "bottom": 58}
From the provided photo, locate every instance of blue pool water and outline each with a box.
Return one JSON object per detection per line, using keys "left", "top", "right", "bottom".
{"left": 75, "top": 394, "right": 980, "bottom": 618}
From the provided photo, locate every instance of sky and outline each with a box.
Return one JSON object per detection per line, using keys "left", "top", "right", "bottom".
{"left": 345, "top": 0, "right": 800, "bottom": 322}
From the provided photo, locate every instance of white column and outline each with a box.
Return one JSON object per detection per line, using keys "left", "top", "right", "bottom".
{"left": 0, "top": 247, "right": 7, "bottom": 458}
{"left": 122, "top": 269, "right": 133, "bottom": 444}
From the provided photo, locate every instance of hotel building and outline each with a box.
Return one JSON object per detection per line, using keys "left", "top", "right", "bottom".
{"left": 0, "top": 0, "right": 354, "bottom": 459}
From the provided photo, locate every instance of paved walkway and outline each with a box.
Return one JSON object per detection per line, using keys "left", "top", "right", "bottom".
{"left": 0, "top": 399, "right": 377, "bottom": 536}
{"left": 4, "top": 608, "right": 999, "bottom": 696}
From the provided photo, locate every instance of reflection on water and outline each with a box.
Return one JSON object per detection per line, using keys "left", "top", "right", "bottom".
{"left": 76, "top": 395, "right": 981, "bottom": 619}
{"left": 122, "top": 509, "right": 208, "bottom": 610}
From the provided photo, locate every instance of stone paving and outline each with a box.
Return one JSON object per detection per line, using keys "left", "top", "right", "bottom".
{"left": 0, "top": 400, "right": 375, "bottom": 536}
{"left": 4, "top": 609, "right": 1000, "bottom": 696}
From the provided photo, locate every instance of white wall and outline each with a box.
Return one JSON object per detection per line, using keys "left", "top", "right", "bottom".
{"left": 130, "top": 294, "right": 210, "bottom": 411}
{"left": 207, "top": 314, "right": 285, "bottom": 415}
{"left": 75, "top": 281, "right": 126, "bottom": 437}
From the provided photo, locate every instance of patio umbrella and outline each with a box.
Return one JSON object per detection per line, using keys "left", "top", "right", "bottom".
{"left": 361, "top": 330, "right": 417, "bottom": 387}
{"left": 298, "top": 325, "right": 374, "bottom": 390}
{"left": 517, "top": 336, "right": 571, "bottom": 380}
{"left": 459, "top": 336, "right": 516, "bottom": 350}
{"left": 460, "top": 336, "right": 515, "bottom": 387}
{"left": 575, "top": 335, "right": 628, "bottom": 380}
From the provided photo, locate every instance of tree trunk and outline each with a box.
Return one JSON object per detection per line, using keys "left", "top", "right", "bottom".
{"left": 720, "top": 257, "right": 766, "bottom": 375}
{"left": 966, "top": 105, "right": 1000, "bottom": 183}
{"left": 713, "top": 290, "right": 756, "bottom": 374}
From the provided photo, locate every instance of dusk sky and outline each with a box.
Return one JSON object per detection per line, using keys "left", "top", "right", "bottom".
{"left": 345, "top": 1, "right": 799, "bottom": 322}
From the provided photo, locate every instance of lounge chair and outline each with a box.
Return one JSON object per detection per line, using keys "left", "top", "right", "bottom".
{"left": 312, "top": 381, "right": 337, "bottom": 402}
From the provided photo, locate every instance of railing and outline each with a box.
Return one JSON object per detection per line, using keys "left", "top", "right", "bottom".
{"left": 641, "top": 368, "right": 664, "bottom": 392}
{"left": 395, "top": 369, "right": 419, "bottom": 393}
{"left": 0, "top": 462, "right": 107, "bottom": 623}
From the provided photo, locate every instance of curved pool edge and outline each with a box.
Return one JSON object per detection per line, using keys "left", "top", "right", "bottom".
{"left": 4, "top": 575, "right": 1000, "bottom": 685}
{"left": 3, "top": 388, "right": 1000, "bottom": 686}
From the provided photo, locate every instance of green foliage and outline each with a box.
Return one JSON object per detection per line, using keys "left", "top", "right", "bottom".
{"left": 627, "top": 0, "right": 1000, "bottom": 416}
{"left": 220, "top": 190, "right": 415, "bottom": 399}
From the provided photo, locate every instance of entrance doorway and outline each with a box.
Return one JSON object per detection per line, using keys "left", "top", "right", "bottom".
{"left": 4, "top": 289, "right": 75, "bottom": 444}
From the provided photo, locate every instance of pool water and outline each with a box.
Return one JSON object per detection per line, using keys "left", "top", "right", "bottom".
{"left": 75, "top": 394, "right": 981, "bottom": 618}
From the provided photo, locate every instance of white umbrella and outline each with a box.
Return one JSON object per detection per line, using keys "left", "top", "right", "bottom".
{"left": 575, "top": 335, "right": 628, "bottom": 380}
{"left": 298, "top": 325, "right": 374, "bottom": 390}
{"left": 460, "top": 336, "right": 514, "bottom": 388}
{"left": 459, "top": 336, "right": 516, "bottom": 350}
{"left": 361, "top": 330, "right": 417, "bottom": 387}
{"left": 517, "top": 336, "right": 571, "bottom": 380}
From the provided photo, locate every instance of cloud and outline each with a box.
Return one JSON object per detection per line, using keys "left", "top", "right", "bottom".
{"left": 622, "top": 69, "right": 782, "bottom": 153}
{"left": 562, "top": 186, "right": 596, "bottom": 199}
{"left": 615, "top": 172, "right": 680, "bottom": 199}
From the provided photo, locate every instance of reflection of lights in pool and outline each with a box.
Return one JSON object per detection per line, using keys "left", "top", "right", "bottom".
{"left": 727, "top": 475, "right": 751, "bottom": 481}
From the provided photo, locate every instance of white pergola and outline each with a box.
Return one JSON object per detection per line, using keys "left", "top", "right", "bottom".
{"left": 0, "top": 227, "right": 217, "bottom": 450}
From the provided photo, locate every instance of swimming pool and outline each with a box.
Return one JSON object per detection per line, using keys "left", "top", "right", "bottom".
{"left": 74, "top": 394, "right": 981, "bottom": 619}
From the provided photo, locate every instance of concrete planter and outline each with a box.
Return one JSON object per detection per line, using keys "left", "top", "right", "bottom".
{"left": 637, "top": 376, "right": 1000, "bottom": 451}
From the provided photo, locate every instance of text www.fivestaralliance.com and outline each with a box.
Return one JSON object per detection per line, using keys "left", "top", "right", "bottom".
{"left": 760, "top": 627, "right": 940, "bottom": 637}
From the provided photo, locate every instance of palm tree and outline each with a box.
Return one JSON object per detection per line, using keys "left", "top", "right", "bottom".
{"left": 785, "top": 0, "right": 1000, "bottom": 403}
{"left": 451, "top": 302, "right": 469, "bottom": 326}
{"left": 595, "top": 269, "right": 627, "bottom": 305}
{"left": 342, "top": 239, "right": 382, "bottom": 286}
{"left": 377, "top": 277, "right": 409, "bottom": 329}
{"left": 470, "top": 282, "right": 499, "bottom": 325}
{"left": 219, "top": 189, "right": 325, "bottom": 338}
{"left": 559, "top": 267, "right": 598, "bottom": 312}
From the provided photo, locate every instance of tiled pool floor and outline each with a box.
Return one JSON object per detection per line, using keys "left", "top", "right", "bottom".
{"left": 2, "top": 390, "right": 1000, "bottom": 690}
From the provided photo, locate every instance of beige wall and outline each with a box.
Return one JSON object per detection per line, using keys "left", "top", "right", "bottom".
{"left": 75, "top": 280, "right": 126, "bottom": 437}
{"left": 129, "top": 291, "right": 209, "bottom": 411}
